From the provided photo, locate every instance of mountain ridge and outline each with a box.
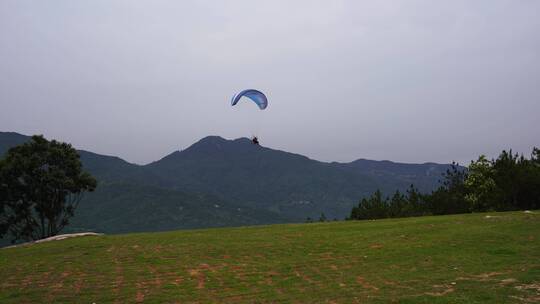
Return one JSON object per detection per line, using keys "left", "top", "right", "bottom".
{"left": 0, "top": 131, "right": 455, "bottom": 238}
{"left": 2, "top": 131, "right": 451, "bottom": 168}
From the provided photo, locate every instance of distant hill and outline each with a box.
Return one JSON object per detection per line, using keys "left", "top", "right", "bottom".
{"left": 335, "top": 158, "right": 449, "bottom": 192}
{"left": 0, "top": 131, "right": 454, "bottom": 237}
{"left": 72, "top": 182, "right": 285, "bottom": 234}
{"left": 146, "top": 136, "right": 452, "bottom": 219}
{"left": 0, "top": 132, "right": 28, "bottom": 156}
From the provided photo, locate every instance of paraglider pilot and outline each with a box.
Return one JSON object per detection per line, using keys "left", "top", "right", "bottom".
{"left": 230, "top": 89, "right": 267, "bottom": 147}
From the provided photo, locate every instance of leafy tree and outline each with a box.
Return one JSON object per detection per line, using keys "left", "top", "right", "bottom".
{"left": 0, "top": 135, "right": 97, "bottom": 243}
{"left": 464, "top": 155, "right": 498, "bottom": 211}
{"left": 532, "top": 147, "right": 540, "bottom": 165}
{"left": 318, "top": 213, "right": 327, "bottom": 222}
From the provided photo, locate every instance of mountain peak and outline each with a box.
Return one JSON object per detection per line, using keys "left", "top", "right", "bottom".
{"left": 184, "top": 135, "right": 260, "bottom": 154}
{"left": 191, "top": 136, "right": 259, "bottom": 149}
{"left": 196, "top": 135, "right": 228, "bottom": 144}
{"left": 179, "top": 136, "right": 228, "bottom": 154}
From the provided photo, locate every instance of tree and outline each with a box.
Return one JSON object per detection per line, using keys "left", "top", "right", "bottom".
{"left": 388, "top": 190, "right": 407, "bottom": 217}
{"left": 491, "top": 150, "right": 521, "bottom": 210}
{"left": 0, "top": 135, "right": 97, "bottom": 243}
{"left": 532, "top": 147, "right": 540, "bottom": 165}
{"left": 348, "top": 147, "right": 540, "bottom": 222}
{"left": 404, "top": 184, "right": 426, "bottom": 216}
{"left": 490, "top": 148, "right": 540, "bottom": 211}
{"left": 524, "top": 147, "right": 540, "bottom": 209}
{"left": 464, "top": 155, "right": 498, "bottom": 211}
{"left": 350, "top": 190, "right": 388, "bottom": 220}
{"left": 427, "top": 162, "right": 469, "bottom": 215}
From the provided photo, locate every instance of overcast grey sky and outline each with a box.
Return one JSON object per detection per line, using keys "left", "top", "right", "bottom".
{"left": 1, "top": 1, "right": 539, "bottom": 165}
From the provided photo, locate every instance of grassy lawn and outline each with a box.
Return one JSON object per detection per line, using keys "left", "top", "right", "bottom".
{"left": 1, "top": 211, "right": 539, "bottom": 303}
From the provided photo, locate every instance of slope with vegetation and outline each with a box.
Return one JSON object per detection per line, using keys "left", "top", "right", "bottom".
{"left": 1, "top": 211, "right": 538, "bottom": 303}
{"left": 349, "top": 148, "right": 540, "bottom": 220}
{"left": 0, "top": 131, "right": 453, "bottom": 238}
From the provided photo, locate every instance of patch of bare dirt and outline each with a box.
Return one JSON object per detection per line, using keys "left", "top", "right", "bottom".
{"left": 21, "top": 275, "right": 33, "bottom": 288}
{"left": 425, "top": 284, "right": 454, "bottom": 296}
{"left": 294, "top": 270, "right": 315, "bottom": 284}
{"left": 73, "top": 275, "right": 84, "bottom": 294}
{"left": 500, "top": 278, "right": 518, "bottom": 285}
{"left": 189, "top": 268, "right": 206, "bottom": 289}
{"left": 510, "top": 295, "right": 540, "bottom": 303}
{"left": 383, "top": 280, "right": 398, "bottom": 286}
{"left": 356, "top": 276, "right": 379, "bottom": 291}
{"left": 36, "top": 271, "right": 52, "bottom": 288}
{"left": 135, "top": 282, "right": 146, "bottom": 303}
{"left": 515, "top": 282, "right": 540, "bottom": 292}
{"left": 477, "top": 272, "right": 506, "bottom": 278}
{"left": 457, "top": 271, "right": 510, "bottom": 282}
{"left": 135, "top": 290, "right": 145, "bottom": 303}
{"left": 161, "top": 271, "right": 184, "bottom": 287}
{"left": 262, "top": 276, "right": 273, "bottom": 286}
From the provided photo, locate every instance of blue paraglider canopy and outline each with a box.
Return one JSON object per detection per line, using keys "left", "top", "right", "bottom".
{"left": 231, "top": 89, "right": 268, "bottom": 110}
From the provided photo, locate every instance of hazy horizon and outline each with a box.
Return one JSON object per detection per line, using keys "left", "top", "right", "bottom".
{"left": 2, "top": 1, "right": 539, "bottom": 165}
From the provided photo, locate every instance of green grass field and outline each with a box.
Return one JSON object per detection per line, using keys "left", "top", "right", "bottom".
{"left": 1, "top": 211, "right": 539, "bottom": 303}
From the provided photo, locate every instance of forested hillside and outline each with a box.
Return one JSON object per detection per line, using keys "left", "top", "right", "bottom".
{"left": 0, "top": 132, "right": 453, "bottom": 236}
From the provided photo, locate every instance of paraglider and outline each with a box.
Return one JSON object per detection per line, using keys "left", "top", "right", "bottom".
{"left": 231, "top": 89, "right": 268, "bottom": 145}
{"left": 231, "top": 89, "right": 268, "bottom": 110}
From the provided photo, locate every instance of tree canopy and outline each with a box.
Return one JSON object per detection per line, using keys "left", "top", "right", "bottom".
{"left": 0, "top": 135, "right": 97, "bottom": 243}
{"left": 349, "top": 147, "right": 540, "bottom": 221}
